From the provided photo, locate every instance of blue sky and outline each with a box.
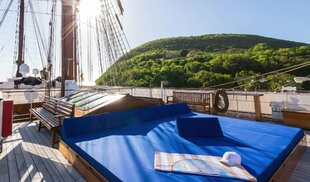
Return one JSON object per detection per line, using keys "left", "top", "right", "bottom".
{"left": 0, "top": 0, "right": 309, "bottom": 82}
{"left": 122, "top": 0, "right": 310, "bottom": 48}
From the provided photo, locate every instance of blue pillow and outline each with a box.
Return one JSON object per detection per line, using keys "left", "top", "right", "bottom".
{"left": 176, "top": 117, "right": 223, "bottom": 137}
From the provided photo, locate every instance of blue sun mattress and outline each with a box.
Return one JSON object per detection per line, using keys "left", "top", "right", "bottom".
{"left": 62, "top": 103, "right": 303, "bottom": 182}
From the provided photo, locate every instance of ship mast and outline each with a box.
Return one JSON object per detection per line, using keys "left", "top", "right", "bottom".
{"left": 61, "top": 0, "right": 78, "bottom": 96}
{"left": 16, "top": 0, "right": 25, "bottom": 77}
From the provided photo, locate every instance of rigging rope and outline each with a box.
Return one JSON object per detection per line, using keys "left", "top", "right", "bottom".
{"left": 208, "top": 60, "right": 310, "bottom": 89}
{"left": 25, "top": 47, "right": 35, "bottom": 67}
{"left": 87, "top": 16, "right": 93, "bottom": 82}
{"left": 77, "top": 9, "right": 84, "bottom": 84}
{"left": 94, "top": 0, "right": 130, "bottom": 86}
{"left": 275, "top": 75, "right": 310, "bottom": 91}
{"left": 47, "top": 0, "right": 56, "bottom": 68}
{"left": 30, "top": 9, "right": 45, "bottom": 68}
{"left": 99, "top": 0, "right": 118, "bottom": 85}
{"left": 0, "top": 9, "right": 130, "bottom": 49}
{"left": 2, "top": 0, "right": 131, "bottom": 86}
{"left": 95, "top": 18, "right": 104, "bottom": 74}
{"left": 231, "top": 62, "right": 310, "bottom": 90}
{"left": 28, "top": 0, "right": 48, "bottom": 66}
{"left": 0, "top": 0, "right": 13, "bottom": 27}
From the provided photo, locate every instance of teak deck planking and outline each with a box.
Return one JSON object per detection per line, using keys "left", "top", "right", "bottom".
{"left": 0, "top": 122, "right": 85, "bottom": 182}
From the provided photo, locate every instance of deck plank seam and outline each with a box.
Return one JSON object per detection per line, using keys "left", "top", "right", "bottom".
{"left": 18, "top": 124, "right": 44, "bottom": 181}
{"left": 22, "top": 122, "right": 65, "bottom": 182}
{"left": 27, "top": 122, "right": 78, "bottom": 182}
{"left": 33, "top": 122, "right": 84, "bottom": 181}
{"left": 19, "top": 122, "right": 56, "bottom": 182}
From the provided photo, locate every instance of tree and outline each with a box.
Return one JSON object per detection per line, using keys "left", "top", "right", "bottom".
{"left": 266, "top": 74, "right": 294, "bottom": 91}
{"left": 159, "top": 65, "right": 188, "bottom": 87}
{"left": 192, "top": 71, "right": 233, "bottom": 88}
{"left": 184, "top": 61, "right": 204, "bottom": 73}
{"left": 95, "top": 35, "right": 309, "bottom": 90}
{"left": 179, "top": 49, "right": 189, "bottom": 57}
{"left": 252, "top": 43, "right": 268, "bottom": 52}
{"left": 235, "top": 71, "right": 260, "bottom": 91}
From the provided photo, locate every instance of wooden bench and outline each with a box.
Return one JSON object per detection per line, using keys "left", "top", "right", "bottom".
{"left": 167, "top": 91, "right": 211, "bottom": 113}
{"left": 30, "top": 96, "right": 75, "bottom": 147}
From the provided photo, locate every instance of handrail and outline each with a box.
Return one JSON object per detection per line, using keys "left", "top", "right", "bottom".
{"left": 171, "top": 90, "right": 263, "bottom": 97}
{"left": 0, "top": 88, "right": 89, "bottom": 93}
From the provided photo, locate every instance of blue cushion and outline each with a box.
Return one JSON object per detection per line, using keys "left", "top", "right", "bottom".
{"left": 176, "top": 117, "right": 223, "bottom": 137}
{"left": 62, "top": 103, "right": 191, "bottom": 138}
{"left": 62, "top": 104, "right": 304, "bottom": 182}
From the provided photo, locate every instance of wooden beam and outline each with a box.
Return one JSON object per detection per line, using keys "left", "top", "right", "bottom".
{"left": 61, "top": 0, "right": 77, "bottom": 96}
{"left": 16, "top": 0, "right": 25, "bottom": 77}
{"left": 254, "top": 95, "right": 262, "bottom": 121}
{"left": 211, "top": 93, "right": 218, "bottom": 115}
{"left": 283, "top": 110, "right": 310, "bottom": 129}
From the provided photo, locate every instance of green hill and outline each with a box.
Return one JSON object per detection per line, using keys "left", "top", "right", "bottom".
{"left": 96, "top": 34, "right": 310, "bottom": 90}
{"left": 118, "top": 34, "right": 306, "bottom": 61}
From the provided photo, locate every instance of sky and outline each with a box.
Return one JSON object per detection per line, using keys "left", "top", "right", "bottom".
{"left": 0, "top": 0, "right": 309, "bottom": 82}
{"left": 0, "top": 0, "right": 53, "bottom": 82}
{"left": 122, "top": 0, "right": 310, "bottom": 48}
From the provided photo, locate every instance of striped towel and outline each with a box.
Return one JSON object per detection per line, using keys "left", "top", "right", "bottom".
{"left": 154, "top": 152, "right": 256, "bottom": 182}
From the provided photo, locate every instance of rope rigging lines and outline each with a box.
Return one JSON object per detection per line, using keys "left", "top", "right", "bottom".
{"left": 47, "top": 0, "right": 56, "bottom": 78}
{"left": 208, "top": 60, "right": 310, "bottom": 89}
{"left": 95, "top": 18, "right": 104, "bottom": 74}
{"left": 28, "top": 0, "right": 48, "bottom": 68}
{"left": 77, "top": 9, "right": 83, "bottom": 84}
{"left": 0, "top": 0, "right": 13, "bottom": 27}
{"left": 1, "top": 0, "right": 131, "bottom": 86}
{"left": 230, "top": 61, "right": 310, "bottom": 90}
{"left": 86, "top": 16, "right": 93, "bottom": 82}
{"left": 92, "top": 0, "right": 130, "bottom": 85}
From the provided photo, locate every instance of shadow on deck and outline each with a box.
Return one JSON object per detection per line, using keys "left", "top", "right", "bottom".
{"left": 289, "top": 130, "right": 310, "bottom": 181}
{"left": 0, "top": 122, "right": 85, "bottom": 182}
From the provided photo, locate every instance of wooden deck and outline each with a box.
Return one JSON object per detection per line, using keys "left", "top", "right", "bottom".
{"left": 0, "top": 122, "right": 85, "bottom": 182}
{"left": 289, "top": 130, "right": 310, "bottom": 182}
{"left": 0, "top": 122, "right": 309, "bottom": 181}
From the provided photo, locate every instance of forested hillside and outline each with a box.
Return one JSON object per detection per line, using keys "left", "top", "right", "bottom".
{"left": 96, "top": 34, "right": 310, "bottom": 90}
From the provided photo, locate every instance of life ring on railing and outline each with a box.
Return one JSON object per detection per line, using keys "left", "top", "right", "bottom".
{"left": 213, "top": 89, "right": 229, "bottom": 113}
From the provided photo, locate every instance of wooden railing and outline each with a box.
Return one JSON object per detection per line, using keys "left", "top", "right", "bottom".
{"left": 167, "top": 91, "right": 211, "bottom": 113}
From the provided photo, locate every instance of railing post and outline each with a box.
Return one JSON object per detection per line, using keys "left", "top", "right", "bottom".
{"left": 160, "top": 81, "right": 164, "bottom": 100}
{"left": 254, "top": 95, "right": 262, "bottom": 121}
{"left": 211, "top": 93, "right": 218, "bottom": 115}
